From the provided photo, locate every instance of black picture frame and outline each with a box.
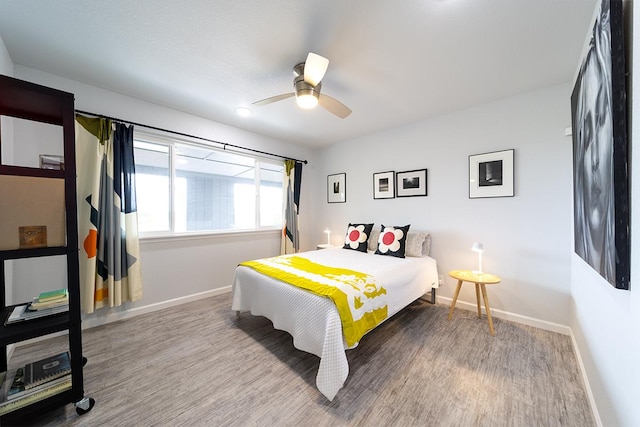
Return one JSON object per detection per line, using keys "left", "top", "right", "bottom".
{"left": 327, "top": 173, "right": 346, "bottom": 203}
{"left": 396, "top": 169, "right": 427, "bottom": 197}
{"left": 571, "top": 0, "right": 629, "bottom": 290}
{"left": 373, "top": 171, "right": 395, "bottom": 199}
{"left": 468, "top": 149, "right": 514, "bottom": 198}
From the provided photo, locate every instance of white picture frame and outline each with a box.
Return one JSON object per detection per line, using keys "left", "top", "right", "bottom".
{"left": 373, "top": 171, "right": 395, "bottom": 199}
{"left": 396, "top": 169, "right": 427, "bottom": 197}
{"left": 327, "top": 173, "right": 346, "bottom": 203}
{"left": 469, "top": 149, "right": 514, "bottom": 198}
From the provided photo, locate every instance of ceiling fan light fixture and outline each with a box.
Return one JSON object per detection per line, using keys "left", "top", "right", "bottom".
{"left": 294, "top": 75, "right": 320, "bottom": 109}
{"left": 296, "top": 92, "right": 318, "bottom": 109}
{"left": 235, "top": 107, "right": 252, "bottom": 117}
{"left": 252, "top": 52, "right": 350, "bottom": 118}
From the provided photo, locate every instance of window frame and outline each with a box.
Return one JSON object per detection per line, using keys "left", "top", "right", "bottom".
{"left": 133, "top": 130, "right": 284, "bottom": 240}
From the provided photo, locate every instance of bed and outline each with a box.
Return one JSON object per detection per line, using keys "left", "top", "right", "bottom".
{"left": 231, "top": 232, "right": 438, "bottom": 401}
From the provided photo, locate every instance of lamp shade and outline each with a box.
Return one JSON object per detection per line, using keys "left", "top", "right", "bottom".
{"left": 471, "top": 242, "right": 484, "bottom": 274}
{"left": 324, "top": 228, "right": 331, "bottom": 245}
{"left": 471, "top": 242, "right": 484, "bottom": 253}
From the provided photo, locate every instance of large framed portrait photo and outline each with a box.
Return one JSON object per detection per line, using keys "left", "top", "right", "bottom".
{"left": 327, "top": 173, "right": 346, "bottom": 203}
{"left": 571, "top": 0, "right": 629, "bottom": 290}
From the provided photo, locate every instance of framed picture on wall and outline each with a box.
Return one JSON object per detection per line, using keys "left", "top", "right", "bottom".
{"left": 373, "top": 171, "right": 395, "bottom": 199}
{"left": 396, "top": 169, "right": 427, "bottom": 197}
{"left": 469, "top": 149, "right": 514, "bottom": 198}
{"left": 327, "top": 173, "right": 346, "bottom": 203}
{"left": 571, "top": 0, "right": 629, "bottom": 290}
{"left": 39, "top": 154, "right": 64, "bottom": 170}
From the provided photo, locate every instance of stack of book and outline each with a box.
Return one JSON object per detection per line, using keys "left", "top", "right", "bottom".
{"left": 0, "top": 352, "right": 72, "bottom": 415}
{"left": 5, "top": 289, "right": 69, "bottom": 325}
{"left": 29, "top": 289, "right": 69, "bottom": 311}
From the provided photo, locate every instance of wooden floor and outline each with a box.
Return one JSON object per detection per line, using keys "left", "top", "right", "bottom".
{"left": 11, "top": 293, "right": 595, "bottom": 426}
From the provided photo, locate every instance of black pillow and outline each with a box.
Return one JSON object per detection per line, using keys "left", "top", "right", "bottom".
{"left": 375, "top": 224, "right": 411, "bottom": 258}
{"left": 343, "top": 223, "right": 374, "bottom": 252}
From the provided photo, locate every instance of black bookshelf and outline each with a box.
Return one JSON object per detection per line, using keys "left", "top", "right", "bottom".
{"left": 0, "top": 74, "right": 94, "bottom": 421}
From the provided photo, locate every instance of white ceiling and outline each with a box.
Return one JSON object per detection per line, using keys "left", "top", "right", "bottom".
{"left": 0, "top": 0, "right": 596, "bottom": 147}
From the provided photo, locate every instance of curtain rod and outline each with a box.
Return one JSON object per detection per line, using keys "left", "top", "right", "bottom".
{"left": 75, "top": 109, "right": 308, "bottom": 164}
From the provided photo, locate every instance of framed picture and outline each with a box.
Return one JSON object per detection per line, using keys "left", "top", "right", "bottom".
{"left": 469, "top": 149, "right": 514, "bottom": 199}
{"left": 571, "top": 0, "right": 629, "bottom": 290}
{"left": 19, "top": 225, "right": 47, "bottom": 248}
{"left": 39, "top": 154, "right": 64, "bottom": 170}
{"left": 327, "top": 173, "right": 346, "bottom": 203}
{"left": 373, "top": 171, "right": 395, "bottom": 199}
{"left": 396, "top": 169, "right": 427, "bottom": 197}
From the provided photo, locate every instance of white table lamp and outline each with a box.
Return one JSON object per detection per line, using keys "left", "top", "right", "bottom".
{"left": 471, "top": 242, "right": 484, "bottom": 274}
{"left": 324, "top": 228, "right": 331, "bottom": 245}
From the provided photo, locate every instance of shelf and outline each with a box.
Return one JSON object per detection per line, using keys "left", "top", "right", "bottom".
{"left": 1, "top": 389, "right": 74, "bottom": 423}
{"left": 0, "top": 74, "right": 91, "bottom": 420}
{"left": 0, "top": 76, "right": 69, "bottom": 125}
{"left": 0, "top": 165, "right": 65, "bottom": 179}
{"left": 0, "top": 305, "right": 70, "bottom": 346}
{"left": 0, "top": 247, "right": 68, "bottom": 260}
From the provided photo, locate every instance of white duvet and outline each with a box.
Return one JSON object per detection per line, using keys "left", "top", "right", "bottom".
{"left": 231, "top": 247, "right": 439, "bottom": 400}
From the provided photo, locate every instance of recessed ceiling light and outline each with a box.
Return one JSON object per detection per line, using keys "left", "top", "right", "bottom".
{"left": 236, "top": 107, "right": 252, "bottom": 117}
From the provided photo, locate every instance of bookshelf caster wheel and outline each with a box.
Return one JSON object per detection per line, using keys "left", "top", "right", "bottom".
{"left": 75, "top": 397, "right": 95, "bottom": 415}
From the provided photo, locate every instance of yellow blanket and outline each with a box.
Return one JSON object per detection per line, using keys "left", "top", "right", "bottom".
{"left": 240, "top": 255, "right": 388, "bottom": 347}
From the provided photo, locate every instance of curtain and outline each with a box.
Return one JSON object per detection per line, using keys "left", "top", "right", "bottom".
{"left": 75, "top": 115, "right": 143, "bottom": 314}
{"left": 281, "top": 159, "right": 303, "bottom": 254}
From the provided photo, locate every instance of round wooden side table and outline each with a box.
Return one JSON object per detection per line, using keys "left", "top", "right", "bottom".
{"left": 447, "top": 270, "right": 501, "bottom": 336}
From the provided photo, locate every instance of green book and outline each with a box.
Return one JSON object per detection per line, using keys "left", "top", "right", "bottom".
{"left": 37, "top": 289, "right": 68, "bottom": 303}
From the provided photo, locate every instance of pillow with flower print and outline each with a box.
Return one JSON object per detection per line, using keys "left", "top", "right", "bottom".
{"left": 343, "top": 223, "right": 374, "bottom": 252}
{"left": 375, "top": 224, "right": 411, "bottom": 258}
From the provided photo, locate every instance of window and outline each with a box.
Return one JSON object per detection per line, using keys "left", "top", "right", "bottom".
{"left": 133, "top": 133, "right": 284, "bottom": 235}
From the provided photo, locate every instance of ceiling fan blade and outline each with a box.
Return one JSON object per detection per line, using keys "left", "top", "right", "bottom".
{"left": 252, "top": 93, "right": 294, "bottom": 106}
{"left": 318, "top": 94, "right": 352, "bottom": 119}
{"left": 304, "top": 52, "right": 329, "bottom": 86}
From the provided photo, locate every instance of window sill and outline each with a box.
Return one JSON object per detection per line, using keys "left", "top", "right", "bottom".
{"left": 139, "top": 228, "right": 281, "bottom": 244}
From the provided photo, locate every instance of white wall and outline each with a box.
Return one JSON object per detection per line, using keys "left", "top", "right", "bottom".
{"left": 313, "top": 84, "right": 574, "bottom": 329}
{"left": 0, "top": 35, "right": 13, "bottom": 76}
{"left": 0, "top": 35, "right": 14, "bottom": 306}
{"left": 567, "top": 2, "right": 640, "bottom": 425}
{"left": 10, "top": 66, "right": 316, "bottom": 324}
{"left": 9, "top": 119, "right": 63, "bottom": 168}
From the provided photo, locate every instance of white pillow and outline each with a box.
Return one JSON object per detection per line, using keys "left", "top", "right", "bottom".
{"left": 368, "top": 228, "right": 380, "bottom": 252}
{"left": 423, "top": 233, "right": 432, "bottom": 256}
{"left": 405, "top": 232, "right": 426, "bottom": 257}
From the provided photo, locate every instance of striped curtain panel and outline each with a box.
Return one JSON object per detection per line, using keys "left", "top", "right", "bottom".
{"left": 75, "top": 115, "right": 143, "bottom": 314}
{"left": 281, "top": 159, "right": 303, "bottom": 254}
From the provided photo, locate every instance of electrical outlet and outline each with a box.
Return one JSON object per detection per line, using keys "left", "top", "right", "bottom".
{"left": 438, "top": 275, "right": 444, "bottom": 286}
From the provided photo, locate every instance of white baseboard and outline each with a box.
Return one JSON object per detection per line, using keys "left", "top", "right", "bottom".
{"left": 81, "top": 286, "right": 232, "bottom": 330}
{"left": 568, "top": 329, "right": 602, "bottom": 427}
{"left": 12, "top": 287, "right": 233, "bottom": 349}
{"left": 436, "top": 296, "right": 571, "bottom": 335}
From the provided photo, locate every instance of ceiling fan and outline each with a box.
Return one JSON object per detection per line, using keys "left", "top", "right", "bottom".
{"left": 252, "top": 52, "right": 352, "bottom": 119}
